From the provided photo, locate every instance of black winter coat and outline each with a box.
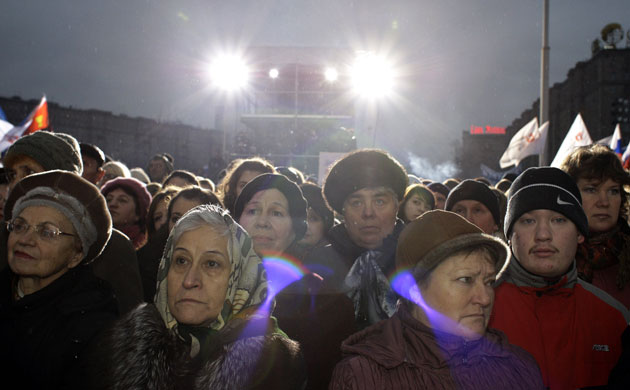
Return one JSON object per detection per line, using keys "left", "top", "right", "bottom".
{"left": 0, "top": 265, "right": 118, "bottom": 390}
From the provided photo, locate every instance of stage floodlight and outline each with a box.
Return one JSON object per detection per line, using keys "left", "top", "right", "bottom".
{"left": 324, "top": 67, "right": 338, "bottom": 82}
{"left": 350, "top": 52, "right": 395, "bottom": 99}
{"left": 209, "top": 54, "right": 249, "bottom": 91}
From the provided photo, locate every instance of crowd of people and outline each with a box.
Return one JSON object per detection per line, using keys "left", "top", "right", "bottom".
{"left": 0, "top": 129, "right": 629, "bottom": 389}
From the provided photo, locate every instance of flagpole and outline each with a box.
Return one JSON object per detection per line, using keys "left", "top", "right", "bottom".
{"left": 539, "top": 0, "right": 550, "bottom": 166}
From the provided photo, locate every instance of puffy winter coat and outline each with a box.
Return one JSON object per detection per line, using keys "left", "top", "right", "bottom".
{"left": 329, "top": 305, "right": 543, "bottom": 390}
{"left": 490, "top": 258, "right": 630, "bottom": 390}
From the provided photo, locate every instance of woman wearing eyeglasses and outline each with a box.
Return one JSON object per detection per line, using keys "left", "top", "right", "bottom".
{"left": 0, "top": 170, "right": 118, "bottom": 389}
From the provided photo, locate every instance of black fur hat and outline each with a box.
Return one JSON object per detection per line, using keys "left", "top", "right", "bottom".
{"left": 323, "top": 149, "right": 408, "bottom": 214}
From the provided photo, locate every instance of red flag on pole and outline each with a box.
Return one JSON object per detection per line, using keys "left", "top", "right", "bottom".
{"left": 24, "top": 96, "right": 49, "bottom": 135}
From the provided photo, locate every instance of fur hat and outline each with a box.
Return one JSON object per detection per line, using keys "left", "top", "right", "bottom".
{"left": 445, "top": 179, "right": 501, "bottom": 226}
{"left": 3, "top": 131, "right": 83, "bottom": 175}
{"left": 396, "top": 210, "right": 509, "bottom": 282}
{"left": 5, "top": 170, "right": 112, "bottom": 264}
{"left": 100, "top": 177, "right": 152, "bottom": 223}
{"left": 504, "top": 167, "right": 588, "bottom": 238}
{"left": 323, "top": 149, "right": 408, "bottom": 214}
{"left": 233, "top": 173, "right": 308, "bottom": 241}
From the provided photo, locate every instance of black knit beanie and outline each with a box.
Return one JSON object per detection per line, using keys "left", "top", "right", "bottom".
{"left": 445, "top": 180, "right": 500, "bottom": 226}
{"left": 234, "top": 173, "right": 308, "bottom": 241}
{"left": 504, "top": 167, "right": 588, "bottom": 238}
{"left": 323, "top": 149, "right": 408, "bottom": 214}
{"left": 3, "top": 131, "right": 83, "bottom": 174}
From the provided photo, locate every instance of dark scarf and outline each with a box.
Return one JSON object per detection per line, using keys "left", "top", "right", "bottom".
{"left": 576, "top": 221, "right": 630, "bottom": 289}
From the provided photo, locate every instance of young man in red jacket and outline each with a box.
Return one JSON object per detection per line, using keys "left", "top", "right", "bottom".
{"left": 490, "top": 166, "right": 630, "bottom": 390}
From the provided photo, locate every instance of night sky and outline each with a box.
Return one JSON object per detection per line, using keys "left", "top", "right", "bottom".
{"left": 1, "top": 0, "right": 628, "bottom": 176}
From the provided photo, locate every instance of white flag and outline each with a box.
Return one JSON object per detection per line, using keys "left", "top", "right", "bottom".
{"left": 499, "top": 118, "right": 547, "bottom": 168}
{"left": 0, "top": 119, "right": 32, "bottom": 154}
{"left": 609, "top": 124, "right": 623, "bottom": 154}
{"left": 550, "top": 113, "right": 593, "bottom": 168}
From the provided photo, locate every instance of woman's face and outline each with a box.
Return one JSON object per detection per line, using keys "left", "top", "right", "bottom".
{"left": 167, "top": 225, "right": 231, "bottom": 327}
{"left": 403, "top": 194, "right": 431, "bottom": 222}
{"left": 299, "top": 207, "right": 325, "bottom": 247}
{"left": 7, "top": 206, "right": 83, "bottom": 294}
{"left": 236, "top": 170, "right": 263, "bottom": 198}
{"left": 577, "top": 177, "right": 622, "bottom": 233}
{"left": 168, "top": 197, "right": 203, "bottom": 231}
{"left": 152, "top": 199, "right": 169, "bottom": 232}
{"left": 238, "top": 188, "right": 295, "bottom": 254}
{"left": 106, "top": 188, "right": 139, "bottom": 228}
{"left": 413, "top": 251, "right": 496, "bottom": 340}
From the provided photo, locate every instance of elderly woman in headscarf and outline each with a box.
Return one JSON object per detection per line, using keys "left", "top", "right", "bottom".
{"left": 91, "top": 204, "right": 305, "bottom": 390}
{"left": 329, "top": 210, "right": 543, "bottom": 389}
{"left": 0, "top": 170, "right": 118, "bottom": 389}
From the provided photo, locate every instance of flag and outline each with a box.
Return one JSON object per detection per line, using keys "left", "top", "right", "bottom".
{"left": 622, "top": 139, "right": 630, "bottom": 169}
{"left": 499, "top": 118, "right": 547, "bottom": 168}
{"left": 0, "top": 106, "right": 7, "bottom": 121}
{"left": 0, "top": 120, "right": 32, "bottom": 153}
{"left": 550, "top": 113, "right": 593, "bottom": 168}
{"left": 609, "top": 124, "right": 623, "bottom": 156}
{"left": 23, "top": 96, "right": 48, "bottom": 134}
{"left": 0, "top": 95, "right": 48, "bottom": 154}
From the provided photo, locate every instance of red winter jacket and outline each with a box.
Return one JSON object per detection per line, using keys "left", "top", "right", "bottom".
{"left": 490, "top": 258, "right": 630, "bottom": 390}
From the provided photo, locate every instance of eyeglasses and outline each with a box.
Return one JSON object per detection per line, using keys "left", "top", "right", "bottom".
{"left": 6, "top": 218, "right": 76, "bottom": 241}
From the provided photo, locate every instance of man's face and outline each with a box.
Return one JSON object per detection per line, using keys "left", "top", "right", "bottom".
{"left": 510, "top": 209, "right": 584, "bottom": 278}
{"left": 342, "top": 186, "right": 398, "bottom": 250}
{"left": 148, "top": 158, "right": 167, "bottom": 182}
{"left": 81, "top": 155, "right": 104, "bottom": 185}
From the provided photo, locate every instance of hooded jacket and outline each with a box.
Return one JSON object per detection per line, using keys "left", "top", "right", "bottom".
{"left": 490, "top": 257, "right": 630, "bottom": 390}
{"left": 329, "top": 305, "right": 543, "bottom": 390}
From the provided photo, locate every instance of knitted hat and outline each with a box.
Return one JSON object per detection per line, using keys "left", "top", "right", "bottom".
{"left": 504, "top": 167, "right": 588, "bottom": 237}
{"left": 323, "top": 149, "right": 408, "bottom": 214}
{"left": 5, "top": 170, "right": 112, "bottom": 264}
{"left": 234, "top": 173, "right": 308, "bottom": 241}
{"left": 3, "top": 131, "right": 83, "bottom": 175}
{"left": 445, "top": 180, "right": 501, "bottom": 226}
{"left": 396, "top": 210, "right": 509, "bottom": 282}
{"left": 300, "top": 183, "right": 334, "bottom": 233}
{"left": 100, "top": 177, "right": 152, "bottom": 223}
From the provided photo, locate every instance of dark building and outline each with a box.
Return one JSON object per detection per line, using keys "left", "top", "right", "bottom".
{"left": 456, "top": 47, "right": 630, "bottom": 179}
{"left": 505, "top": 47, "right": 630, "bottom": 166}
{"left": 0, "top": 96, "right": 224, "bottom": 180}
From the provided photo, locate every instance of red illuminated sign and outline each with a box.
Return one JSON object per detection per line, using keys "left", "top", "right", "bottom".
{"left": 470, "top": 125, "right": 506, "bottom": 135}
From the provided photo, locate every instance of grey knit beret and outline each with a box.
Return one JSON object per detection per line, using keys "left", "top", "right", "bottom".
{"left": 3, "top": 131, "right": 83, "bottom": 175}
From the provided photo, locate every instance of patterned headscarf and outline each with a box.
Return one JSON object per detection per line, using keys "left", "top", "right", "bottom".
{"left": 154, "top": 205, "right": 269, "bottom": 355}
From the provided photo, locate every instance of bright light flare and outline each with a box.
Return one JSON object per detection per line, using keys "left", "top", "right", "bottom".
{"left": 324, "top": 67, "right": 338, "bottom": 82}
{"left": 208, "top": 54, "right": 249, "bottom": 91}
{"left": 269, "top": 68, "right": 279, "bottom": 79}
{"left": 350, "top": 52, "right": 395, "bottom": 99}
